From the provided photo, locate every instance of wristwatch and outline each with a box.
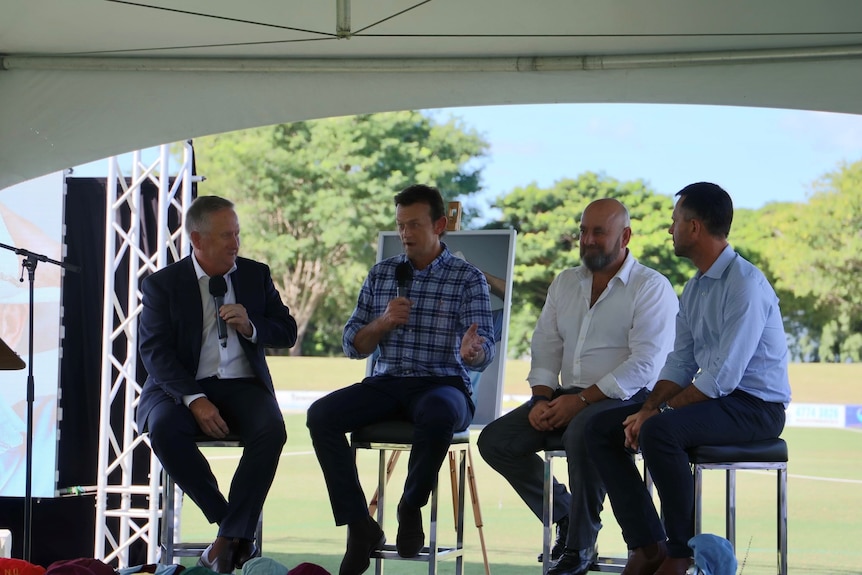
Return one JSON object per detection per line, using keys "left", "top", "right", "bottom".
{"left": 658, "top": 401, "right": 674, "bottom": 414}
{"left": 527, "top": 396, "right": 550, "bottom": 409}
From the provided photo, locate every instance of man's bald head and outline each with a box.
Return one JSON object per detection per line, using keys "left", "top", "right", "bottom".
{"left": 579, "top": 198, "right": 632, "bottom": 273}
{"left": 583, "top": 198, "right": 631, "bottom": 230}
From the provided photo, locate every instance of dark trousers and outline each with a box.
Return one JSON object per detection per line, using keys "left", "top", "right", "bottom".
{"left": 586, "top": 389, "right": 786, "bottom": 558}
{"left": 146, "top": 377, "right": 286, "bottom": 540}
{"left": 477, "top": 388, "right": 648, "bottom": 550}
{"left": 306, "top": 375, "right": 473, "bottom": 526}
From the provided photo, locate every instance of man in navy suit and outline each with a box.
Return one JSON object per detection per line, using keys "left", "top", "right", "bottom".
{"left": 137, "top": 195, "right": 297, "bottom": 573}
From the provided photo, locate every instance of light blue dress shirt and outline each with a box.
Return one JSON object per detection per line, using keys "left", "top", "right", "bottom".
{"left": 659, "top": 245, "right": 792, "bottom": 407}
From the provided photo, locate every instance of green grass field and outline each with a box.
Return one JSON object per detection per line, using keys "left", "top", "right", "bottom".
{"left": 173, "top": 359, "right": 862, "bottom": 574}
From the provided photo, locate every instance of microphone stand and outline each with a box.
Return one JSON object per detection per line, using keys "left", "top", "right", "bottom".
{"left": 0, "top": 241, "right": 79, "bottom": 562}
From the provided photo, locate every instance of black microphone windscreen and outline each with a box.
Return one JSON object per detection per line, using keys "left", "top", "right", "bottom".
{"left": 395, "top": 262, "right": 413, "bottom": 286}
{"left": 208, "top": 275, "right": 228, "bottom": 297}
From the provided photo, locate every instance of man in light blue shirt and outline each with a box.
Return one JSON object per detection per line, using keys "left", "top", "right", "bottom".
{"left": 586, "top": 182, "right": 791, "bottom": 575}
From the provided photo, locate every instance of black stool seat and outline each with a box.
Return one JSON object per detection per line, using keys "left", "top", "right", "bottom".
{"left": 542, "top": 432, "right": 565, "bottom": 452}
{"left": 193, "top": 432, "right": 244, "bottom": 445}
{"left": 688, "top": 438, "right": 787, "bottom": 464}
{"left": 351, "top": 421, "right": 471, "bottom": 446}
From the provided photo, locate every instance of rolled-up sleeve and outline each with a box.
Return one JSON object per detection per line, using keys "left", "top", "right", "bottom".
{"left": 342, "top": 274, "right": 376, "bottom": 359}
{"left": 461, "top": 271, "right": 496, "bottom": 371}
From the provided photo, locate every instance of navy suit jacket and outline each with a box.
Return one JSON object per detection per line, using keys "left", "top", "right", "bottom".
{"left": 136, "top": 255, "right": 297, "bottom": 431}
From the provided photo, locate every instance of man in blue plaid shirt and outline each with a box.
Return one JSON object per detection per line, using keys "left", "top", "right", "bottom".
{"left": 307, "top": 184, "right": 495, "bottom": 575}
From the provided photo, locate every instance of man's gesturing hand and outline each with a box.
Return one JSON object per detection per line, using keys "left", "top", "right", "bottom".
{"left": 460, "top": 323, "right": 486, "bottom": 366}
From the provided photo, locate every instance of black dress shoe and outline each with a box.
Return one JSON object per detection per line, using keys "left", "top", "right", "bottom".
{"left": 234, "top": 538, "right": 260, "bottom": 568}
{"left": 547, "top": 546, "right": 599, "bottom": 575}
{"left": 537, "top": 515, "right": 569, "bottom": 563}
{"left": 396, "top": 500, "right": 425, "bottom": 558}
{"left": 339, "top": 516, "right": 385, "bottom": 575}
{"left": 198, "top": 538, "right": 238, "bottom": 574}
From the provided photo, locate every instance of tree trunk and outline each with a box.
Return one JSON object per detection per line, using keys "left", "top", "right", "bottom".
{"left": 289, "top": 331, "right": 305, "bottom": 356}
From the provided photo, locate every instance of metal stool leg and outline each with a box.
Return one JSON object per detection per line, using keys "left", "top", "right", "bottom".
{"left": 726, "top": 469, "right": 737, "bottom": 550}
{"left": 541, "top": 452, "right": 557, "bottom": 575}
{"left": 778, "top": 467, "right": 788, "bottom": 575}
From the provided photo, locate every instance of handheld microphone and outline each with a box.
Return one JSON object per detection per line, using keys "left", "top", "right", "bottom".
{"left": 208, "top": 275, "right": 228, "bottom": 348}
{"left": 395, "top": 262, "right": 413, "bottom": 298}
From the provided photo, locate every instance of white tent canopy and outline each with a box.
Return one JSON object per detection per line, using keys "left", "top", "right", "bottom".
{"left": 2, "top": 0, "right": 862, "bottom": 191}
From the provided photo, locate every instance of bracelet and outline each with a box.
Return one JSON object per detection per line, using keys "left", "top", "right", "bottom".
{"left": 578, "top": 393, "right": 590, "bottom": 406}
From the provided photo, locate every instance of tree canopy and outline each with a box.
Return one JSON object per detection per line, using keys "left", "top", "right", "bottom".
{"left": 195, "top": 111, "right": 488, "bottom": 354}
{"left": 193, "top": 110, "right": 862, "bottom": 362}
{"left": 491, "top": 172, "right": 693, "bottom": 356}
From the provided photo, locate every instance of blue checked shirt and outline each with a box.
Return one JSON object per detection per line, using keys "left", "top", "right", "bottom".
{"left": 343, "top": 245, "right": 496, "bottom": 391}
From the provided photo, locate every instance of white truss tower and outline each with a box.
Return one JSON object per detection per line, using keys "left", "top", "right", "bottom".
{"left": 94, "top": 142, "right": 197, "bottom": 565}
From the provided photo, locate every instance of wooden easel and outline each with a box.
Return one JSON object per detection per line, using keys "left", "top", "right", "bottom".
{"left": 367, "top": 444, "right": 492, "bottom": 575}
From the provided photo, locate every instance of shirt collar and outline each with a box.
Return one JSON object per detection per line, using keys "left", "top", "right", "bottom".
{"left": 403, "top": 242, "right": 452, "bottom": 273}
{"left": 191, "top": 252, "right": 237, "bottom": 281}
{"left": 614, "top": 250, "right": 636, "bottom": 285}
{"left": 700, "top": 244, "right": 736, "bottom": 280}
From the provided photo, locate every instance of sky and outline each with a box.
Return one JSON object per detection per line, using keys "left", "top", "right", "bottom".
{"left": 430, "top": 103, "right": 862, "bottom": 215}
{"left": 75, "top": 103, "right": 862, "bottom": 216}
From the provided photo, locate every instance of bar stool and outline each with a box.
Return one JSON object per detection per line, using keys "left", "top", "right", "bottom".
{"left": 689, "top": 438, "right": 788, "bottom": 575}
{"left": 351, "top": 421, "right": 485, "bottom": 575}
{"left": 542, "top": 433, "right": 652, "bottom": 575}
{"left": 159, "top": 434, "right": 264, "bottom": 565}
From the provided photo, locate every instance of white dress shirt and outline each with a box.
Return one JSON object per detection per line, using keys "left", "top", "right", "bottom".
{"left": 182, "top": 253, "right": 257, "bottom": 406}
{"left": 527, "top": 252, "right": 679, "bottom": 400}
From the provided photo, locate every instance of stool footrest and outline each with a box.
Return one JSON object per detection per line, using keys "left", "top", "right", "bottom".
{"left": 164, "top": 544, "right": 210, "bottom": 557}
{"left": 371, "top": 544, "right": 464, "bottom": 562}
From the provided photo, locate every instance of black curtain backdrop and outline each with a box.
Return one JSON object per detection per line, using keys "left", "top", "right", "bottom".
{"left": 0, "top": 177, "right": 183, "bottom": 566}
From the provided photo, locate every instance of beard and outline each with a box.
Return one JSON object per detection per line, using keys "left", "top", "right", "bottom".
{"left": 581, "top": 235, "right": 622, "bottom": 272}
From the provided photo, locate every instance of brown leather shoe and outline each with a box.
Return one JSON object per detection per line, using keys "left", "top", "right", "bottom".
{"left": 653, "top": 556, "right": 693, "bottom": 575}
{"left": 198, "top": 537, "right": 237, "bottom": 574}
{"left": 621, "top": 541, "right": 668, "bottom": 575}
{"left": 234, "top": 538, "right": 260, "bottom": 568}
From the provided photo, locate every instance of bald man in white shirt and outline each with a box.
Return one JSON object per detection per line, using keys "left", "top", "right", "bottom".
{"left": 478, "top": 198, "right": 678, "bottom": 575}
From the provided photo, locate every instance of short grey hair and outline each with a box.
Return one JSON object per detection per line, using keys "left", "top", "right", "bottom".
{"left": 185, "top": 195, "right": 234, "bottom": 238}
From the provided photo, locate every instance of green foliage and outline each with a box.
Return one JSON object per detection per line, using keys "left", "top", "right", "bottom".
{"left": 730, "top": 159, "right": 862, "bottom": 361}
{"left": 193, "top": 106, "right": 862, "bottom": 362}
{"left": 490, "top": 172, "right": 691, "bottom": 356}
{"left": 195, "top": 111, "right": 487, "bottom": 354}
